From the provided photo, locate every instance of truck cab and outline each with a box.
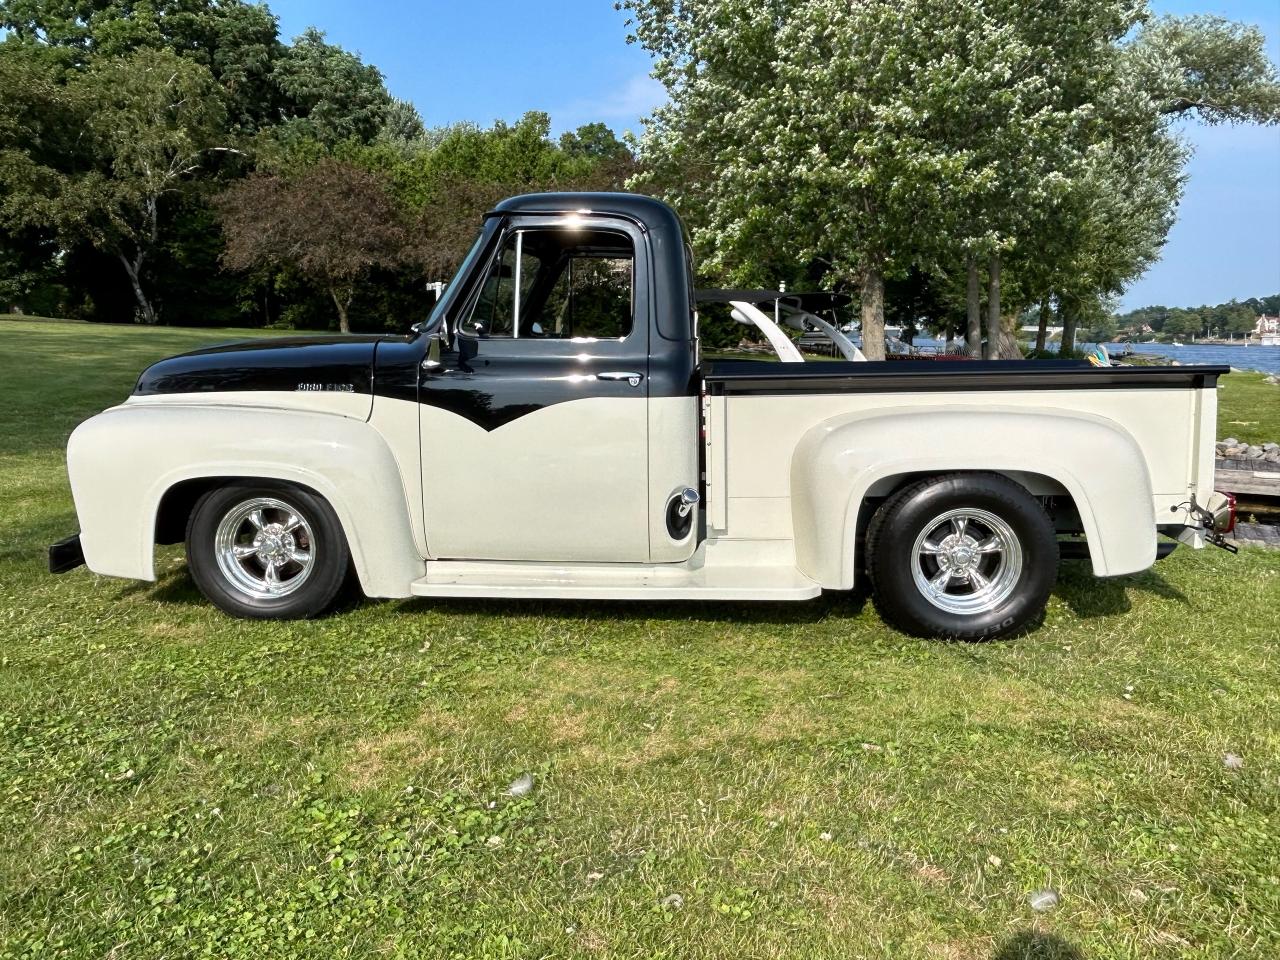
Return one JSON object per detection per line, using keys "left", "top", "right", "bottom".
{"left": 392, "top": 193, "right": 702, "bottom": 566}
{"left": 55, "top": 192, "right": 1235, "bottom": 639}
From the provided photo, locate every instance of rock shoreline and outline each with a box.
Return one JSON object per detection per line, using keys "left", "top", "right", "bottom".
{"left": 1215, "top": 439, "right": 1280, "bottom": 464}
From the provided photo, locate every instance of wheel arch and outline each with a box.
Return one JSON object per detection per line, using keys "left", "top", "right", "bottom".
{"left": 789, "top": 406, "right": 1157, "bottom": 589}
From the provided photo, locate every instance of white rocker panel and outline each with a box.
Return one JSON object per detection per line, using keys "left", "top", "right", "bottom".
{"left": 409, "top": 539, "right": 820, "bottom": 600}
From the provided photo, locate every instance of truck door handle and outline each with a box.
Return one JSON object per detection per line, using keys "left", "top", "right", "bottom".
{"left": 596, "top": 371, "right": 644, "bottom": 387}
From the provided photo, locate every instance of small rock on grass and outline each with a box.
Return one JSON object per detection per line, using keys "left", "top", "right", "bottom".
{"left": 1223, "top": 753, "right": 1244, "bottom": 771}
{"left": 660, "top": 893, "right": 684, "bottom": 910}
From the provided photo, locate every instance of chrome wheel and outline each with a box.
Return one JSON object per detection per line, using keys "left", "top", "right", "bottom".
{"left": 910, "top": 508, "right": 1023, "bottom": 615}
{"left": 213, "top": 497, "right": 316, "bottom": 600}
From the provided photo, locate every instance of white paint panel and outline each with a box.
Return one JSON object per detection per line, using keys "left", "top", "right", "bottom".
{"left": 725, "top": 496, "right": 793, "bottom": 540}
{"left": 419, "top": 396, "right": 649, "bottom": 562}
{"left": 786, "top": 405, "right": 1161, "bottom": 586}
{"left": 722, "top": 389, "right": 1199, "bottom": 499}
{"left": 647, "top": 395, "right": 702, "bottom": 562}
{"left": 410, "top": 539, "right": 818, "bottom": 600}
{"left": 126, "top": 390, "right": 373, "bottom": 420}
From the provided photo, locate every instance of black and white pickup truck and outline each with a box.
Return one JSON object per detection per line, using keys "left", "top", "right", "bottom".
{"left": 52, "top": 192, "right": 1235, "bottom": 638}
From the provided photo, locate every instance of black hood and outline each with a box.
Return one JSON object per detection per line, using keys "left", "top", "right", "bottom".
{"left": 134, "top": 335, "right": 391, "bottom": 397}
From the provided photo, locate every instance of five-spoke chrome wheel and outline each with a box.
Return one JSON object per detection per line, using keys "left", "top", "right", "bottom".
{"left": 213, "top": 496, "right": 316, "bottom": 599}
{"left": 910, "top": 507, "right": 1023, "bottom": 615}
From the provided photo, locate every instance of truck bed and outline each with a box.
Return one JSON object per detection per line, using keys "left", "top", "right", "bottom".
{"left": 699, "top": 359, "right": 1230, "bottom": 564}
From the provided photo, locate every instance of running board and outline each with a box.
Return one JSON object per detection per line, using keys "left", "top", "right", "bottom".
{"left": 409, "top": 559, "right": 821, "bottom": 601}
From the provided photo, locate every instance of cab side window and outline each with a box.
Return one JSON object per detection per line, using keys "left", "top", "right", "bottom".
{"left": 462, "top": 227, "right": 633, "bottom": 341}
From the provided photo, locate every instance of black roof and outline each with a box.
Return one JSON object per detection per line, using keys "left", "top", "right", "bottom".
{"left": 490, "top": 192, "right": 682, "bottom": 229}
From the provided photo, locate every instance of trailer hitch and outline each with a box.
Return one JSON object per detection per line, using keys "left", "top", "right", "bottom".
{"left": 1172, "top": 494, "right": 1238, "bottom": 554}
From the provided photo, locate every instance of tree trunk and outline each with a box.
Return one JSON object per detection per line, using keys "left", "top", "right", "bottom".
{"left": 118, "top": 251, "right": 156, "bottom": 324}
{"left": 330, "top": 286, "right": 351, "bottom": 334}
{"left": 965, "top": 258, "right": 982, "bottom": 358}
{"left": 860, "top": 264, "right": 886, "bottom": 361}
{"left": 984, "top": 252, "right": 1002, "bottom": 360}
{"left": 1059, "top": 301, "right": 1078, "bottom": 356}
{"left": 1035, "top": 294, "right": 1051, "bottom": 353}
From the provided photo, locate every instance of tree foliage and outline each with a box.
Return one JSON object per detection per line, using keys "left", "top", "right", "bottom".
{"left": 214, "top": 160, "right": 410, "bottom": 332}
{"left": 1118, "top": 295, "right": 1275, "bottom": 340}
{"left": 621, "top": 0, "right": 1280, "bottom": 357}
{"left": 271, "top": 28, "right": 393, "bottom": 147}
{"left": 0, "top": 46, "right": 229, "bottom": 322}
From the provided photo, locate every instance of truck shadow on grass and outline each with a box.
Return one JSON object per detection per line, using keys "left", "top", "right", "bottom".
{"left": 121, "top": 561, "right": 863, "bottom": 626}
{"left": 992, "top": 931, "right": 1084, "bottom": 960}
{"left": 392, "top": 590, "right": 865, "bottom": 627}
{"left": 123, "top": 554, "right": 1187, "bottom": 630}
{"left": 1053, "top": 559, "right": 1189, "bottom": 619}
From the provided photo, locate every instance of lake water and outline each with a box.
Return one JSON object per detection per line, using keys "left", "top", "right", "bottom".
{"left": 1105, "top": 342, "right": 1280, "bottom": 376}
{"left": 911, "top": 338, "right": 1280, "bottom": 375}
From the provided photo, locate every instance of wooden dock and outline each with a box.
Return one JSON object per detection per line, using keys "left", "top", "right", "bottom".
{"left": 1215, "top": 460, "right": 1280, "bottom": 498}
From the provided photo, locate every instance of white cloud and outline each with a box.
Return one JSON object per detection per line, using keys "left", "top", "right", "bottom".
{"left": 551, "top": 73, "right": 667, "bottom": 134}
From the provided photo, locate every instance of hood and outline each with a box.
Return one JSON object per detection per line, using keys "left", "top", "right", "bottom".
{"left": 134, "top": 334, "right": 389, "bottom": 397}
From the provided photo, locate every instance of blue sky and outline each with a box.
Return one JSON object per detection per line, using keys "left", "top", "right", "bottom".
{"left": 269, "top": 0, "right": 1280, "bottom": 310}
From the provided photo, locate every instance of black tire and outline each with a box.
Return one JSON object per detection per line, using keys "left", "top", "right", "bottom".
{"left": 865, "top": 473, "right": 1057, "bottom": 640}
{"left": 185, "top": 481, "right": 351, "bottom": 620}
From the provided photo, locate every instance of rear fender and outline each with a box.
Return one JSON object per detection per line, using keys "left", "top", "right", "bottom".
{"left": 790, "top": 406, "right": 1156, "bottom": 589}
{"left": 67, "top": 403, "right": 424, "bottom": 597}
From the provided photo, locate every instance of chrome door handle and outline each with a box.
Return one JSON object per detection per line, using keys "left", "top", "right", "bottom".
{"left": 597, "top": 371, "right": 644, "bottom": 387}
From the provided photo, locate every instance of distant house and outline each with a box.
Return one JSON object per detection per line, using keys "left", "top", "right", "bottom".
{"left": 1255, "top": 314, "right": 1280, "bottom": 346}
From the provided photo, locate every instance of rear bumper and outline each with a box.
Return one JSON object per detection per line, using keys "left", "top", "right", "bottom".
{"left": 48, "top": 534, "right": 86, "bottom": 574}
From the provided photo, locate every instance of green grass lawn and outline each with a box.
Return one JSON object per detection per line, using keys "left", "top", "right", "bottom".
{"left": 1216, "top": 371, "right": 1280, "bottom": 446}
{"left": 1, "top": 321, "right": 1277, "bottom": 959}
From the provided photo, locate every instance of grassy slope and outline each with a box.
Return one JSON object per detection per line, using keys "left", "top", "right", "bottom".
{"left": 0, "top": 322, "right": 1277, "bottom": 960}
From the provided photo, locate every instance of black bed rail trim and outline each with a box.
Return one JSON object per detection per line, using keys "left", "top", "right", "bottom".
{"left": 702, "top": 359, "right": 1230, "bottom": 395}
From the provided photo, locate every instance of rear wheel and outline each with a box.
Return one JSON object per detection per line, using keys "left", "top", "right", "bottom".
{"left": 866, "top": 474, "right": 1057, "bottom": 640}
{"left": 186, "top": 482, "right": 350, "bottom": 619}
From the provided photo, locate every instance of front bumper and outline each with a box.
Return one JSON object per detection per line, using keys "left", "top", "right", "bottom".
{"left": 48, "top": 534, "right": 86, "bottom": 574}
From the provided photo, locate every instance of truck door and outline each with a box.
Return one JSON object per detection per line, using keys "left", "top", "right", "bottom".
{"left": 418, "top": 214, "right": 651, "bottom": 562}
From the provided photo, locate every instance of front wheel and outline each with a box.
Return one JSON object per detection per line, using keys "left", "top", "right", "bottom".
{"left": 865, "top": 474, "right": 1058, "bottom": 640}
{"left": 186, "top": 482, "right": 351, "bottom": 619}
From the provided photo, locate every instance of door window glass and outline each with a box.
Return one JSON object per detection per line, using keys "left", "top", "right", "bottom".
{"left": 461, "top": 227, "right": 633, "bottom": 341}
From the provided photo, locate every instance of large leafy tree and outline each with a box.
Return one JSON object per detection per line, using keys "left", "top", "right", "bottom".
{"left": 0, "top": 0, "right": 286, "bottom": 132}
{"left": 622, "top": 0, "right": 1279, "bottom": 359}
{"left": 0, "top": 46, "right": 230, "bottom": 322}
{"left": 271, "top": 28, "right": 393, "bottom": 147}
{"left": 214, "top": 160, "right": 411, "bottom": 332}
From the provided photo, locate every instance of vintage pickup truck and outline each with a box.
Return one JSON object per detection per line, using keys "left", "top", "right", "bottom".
{"left": 52, "top": 192, "right": 1236, "bottom": 638}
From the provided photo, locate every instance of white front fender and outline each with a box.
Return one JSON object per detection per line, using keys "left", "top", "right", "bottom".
{"left": 790, "top": 406, "right": 1157, "bottom": 589}
{"left": 67, "top": 403, "right": 425, "bottom": 597}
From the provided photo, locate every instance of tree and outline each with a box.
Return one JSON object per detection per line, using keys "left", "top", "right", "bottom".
{"left": 621, "top": 0, "right": 1146, "bottom": 360}
{"left": 214, "top": 160, "right": 410, "bottom": 332}
{"left": 272, "top": 28, "right": 393, "bottom": 147}
{"left": 0, "top": 0, "right": 287, "bottom": 133}
{"left": 560, "top": 123, "right": 632, "bottom": 161}
{"left": 381, "top": 98, "right": 426, "bottom": 145}
{"left": 0, "top": 47, "right": 230, "bottom": 322}
{"left": 1132, "top": 15, "right": 1280, "bottom": 125}
{"left": 621, "top": 1, "right": 1279, "bottom": 361}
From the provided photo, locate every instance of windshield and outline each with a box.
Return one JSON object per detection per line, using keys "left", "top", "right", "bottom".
{"left": 419, "top": 221, "right": 497, "bottom": 337}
